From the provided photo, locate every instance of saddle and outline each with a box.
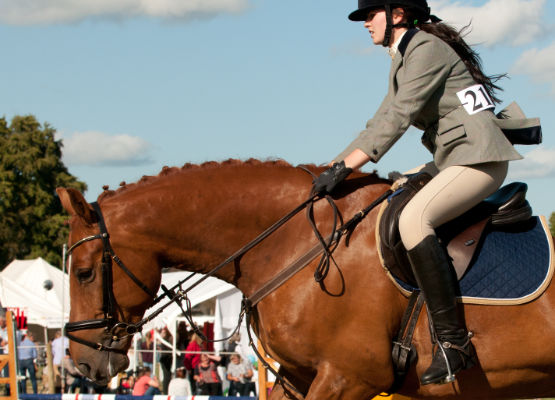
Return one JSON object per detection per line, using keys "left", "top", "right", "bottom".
{"left": 378, "top": 173, "right": 533, "bottom": 288}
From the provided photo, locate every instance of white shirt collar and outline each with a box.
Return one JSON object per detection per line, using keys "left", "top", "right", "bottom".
{"left": 387, "top": 30, "right": 407, "bottom": 59}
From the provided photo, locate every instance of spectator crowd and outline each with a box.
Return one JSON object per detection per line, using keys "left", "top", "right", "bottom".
{"left": 0, "top": 315, "right": 257, "bottom": 397}
{"left": 118, "top": 324, "right": 257, "bottom": 397}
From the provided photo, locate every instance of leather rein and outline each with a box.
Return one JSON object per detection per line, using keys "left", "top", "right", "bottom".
{"left": 64, "top": 184, "right": 391, "bottom": 357}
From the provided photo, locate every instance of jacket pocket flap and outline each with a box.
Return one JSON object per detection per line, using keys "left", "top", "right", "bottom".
{"left": 438, "top": 124, "right": 467, "bottom": 147}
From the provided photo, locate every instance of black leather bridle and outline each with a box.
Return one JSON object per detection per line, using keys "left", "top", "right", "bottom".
{"left": 64, "top": 202, "right": 160, "bottom": 354}
{"left": 62, "top": 193, "right": 319, "bottom": 354}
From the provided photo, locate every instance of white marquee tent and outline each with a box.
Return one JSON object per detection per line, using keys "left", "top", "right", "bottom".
{"left": 0, "top": 260, "right": 255, "bottom": 356}
{"left": 0, "top": 257, "right": 70, "bottom": 328}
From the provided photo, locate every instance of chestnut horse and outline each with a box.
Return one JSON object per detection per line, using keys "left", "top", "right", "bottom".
{"left": 57, "top": 159, "right": 555, "bottom": 400}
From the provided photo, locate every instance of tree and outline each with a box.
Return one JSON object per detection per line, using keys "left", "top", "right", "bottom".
{"left": 550, "top": 212, "right": 555, "bottom": 237}
{"left": 0, "top": 115, "right": 86, "bottom": 269}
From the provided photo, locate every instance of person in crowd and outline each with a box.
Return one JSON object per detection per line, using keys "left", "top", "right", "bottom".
{"left": 0, "top": 314, "right": 6, "bottom": 352}
{"left": 311, "top": 0, "right": 539, "bottom": 386}
{"left": 0, "top": 313, "right": 9, "bottom": 395}
{"left": 117, "top": 372, "right": 135, "bottom": 394}
{"left": 226, "top": 333, "right": 241, "bottom": 354}
{"left": 140, "top": 331, "right": 154, "bottom": 370}
{"left": 62, "top": 349, "right": 90, "bottom": 394}
{"left": 226, "top": 353, "right": 254, "bottom": 397}
{"left": 51, "top": 330, "right": 69, "bottom": 393}
{"left": 132, "top": 366, "right": 160, "bottom": 396}
{"left": 193, "top": 353, "right": 222, "bottom": 396}
{"left": 51, "top": 330, "right": 69, "bottom": 375}
{"left": 17, "top": 331, "right": 38, "bottom": 394}
{"left": 184, "top": 332, "right": 202, "bottom": 392}
{"left": 175, "top": 322, "right": 190, "bottom": 368}
{"left": 244, "top": 355, "right": 258, "bottom": 397}
{"left": 159, "top": 326, "right": 173, "bottom": 394}
{"left": 168, "top": 367, "right": 192, "bottom": 396}
{"left": 219, "top": 332, "right": 240, "bottom": 370}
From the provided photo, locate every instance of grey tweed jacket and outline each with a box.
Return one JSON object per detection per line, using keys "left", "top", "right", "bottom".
{"left": 335, "top": 30, "right": 532, "bottom": 170}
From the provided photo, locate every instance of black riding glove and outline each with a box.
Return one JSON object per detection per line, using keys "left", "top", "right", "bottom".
{"left": 312, "top": 161, "right": 353, "bottom": 195}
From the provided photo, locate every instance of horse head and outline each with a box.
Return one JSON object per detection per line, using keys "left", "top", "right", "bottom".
{"left": 57, "top": 187, "right": 162, "bottom": 384}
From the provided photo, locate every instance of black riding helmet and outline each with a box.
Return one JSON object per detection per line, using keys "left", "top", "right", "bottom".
{"left": 348, "top": 0, "right": 437, "bottom": 47}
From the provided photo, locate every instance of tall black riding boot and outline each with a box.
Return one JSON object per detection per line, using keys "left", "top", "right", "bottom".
{"left": 407, "top": 235, "right": 477, "bottom": 385}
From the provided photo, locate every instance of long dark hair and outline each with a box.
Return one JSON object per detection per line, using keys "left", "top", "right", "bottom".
{"left": 407, "top": 10, "right": 507, "bottom": 104}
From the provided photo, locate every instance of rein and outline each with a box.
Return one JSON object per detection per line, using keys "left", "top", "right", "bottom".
{"left": 64, "top": 178, "right": 391, "bottom": 394}
{"left": 63, "top": 192, "right": 319, "bottom": 353}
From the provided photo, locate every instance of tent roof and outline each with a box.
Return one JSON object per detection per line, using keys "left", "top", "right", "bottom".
{"left": 0, "top": 260, "right": 238, "bottom": 330}
{"left": 0, "top": 258, "right": 69, "bottom": 327}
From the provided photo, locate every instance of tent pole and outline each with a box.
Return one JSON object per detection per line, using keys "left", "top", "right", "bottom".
{"left": 61, "top": 244, "right": 67, "bottom": 330}
{"left": 172, "top": 321, "right": 177, "bottom": 373}
{"left": 60, "top": 244, "right": 68, "bottom": 394}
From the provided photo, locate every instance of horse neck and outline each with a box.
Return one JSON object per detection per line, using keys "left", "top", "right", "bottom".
{"left": 101, "top": 162, "right": 313, "bottom": 294}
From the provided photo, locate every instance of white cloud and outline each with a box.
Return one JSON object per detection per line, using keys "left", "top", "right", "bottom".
{"left": 0, "top": 0, "right": 249, "bottom": 25}
{"left": 508, "top": 146, "right": 555, "bottom": 179}
{"left": 429, "top": 0, "right": 546, "bottom": 47}
{"left": 60, "top": 131, "right": 153, "bottom": 166}
{"left": 511, "top": 43, "right": 555, "bottom": 94}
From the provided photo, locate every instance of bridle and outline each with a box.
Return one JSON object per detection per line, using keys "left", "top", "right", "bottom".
{"left": 64, "top": 182, "right": 392, "bottom": 360}
{"left": 65, "top": 201, "right": 218, "bottom": 354}
{"left": 64, "top": 202, "right": 158, "bottom": 354}
{"left": 63, "top": 192, "right": 321, "bottom": 354}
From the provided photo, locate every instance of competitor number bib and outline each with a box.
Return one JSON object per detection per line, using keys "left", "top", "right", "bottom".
{"left": 456, "top": 84, "right": 495, "bottom": 115}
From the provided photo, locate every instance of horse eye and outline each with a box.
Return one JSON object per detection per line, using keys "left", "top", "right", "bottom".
{"left": 75, "top": 268, "right": 94, "bottom": 283}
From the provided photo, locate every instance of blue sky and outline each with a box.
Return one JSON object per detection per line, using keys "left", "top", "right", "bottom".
{"left": 1, "top": 0, "right": 554, "bottom": 218}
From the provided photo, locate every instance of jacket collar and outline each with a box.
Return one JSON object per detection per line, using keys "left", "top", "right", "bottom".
{"left": 390, "top": 29, "right": 419, "bottom": 68}
{"left": 398, "top": 28, "right": 419, "bottom": 57}
{"left": 389, "top": 29, "right": 420, "bottom": 91}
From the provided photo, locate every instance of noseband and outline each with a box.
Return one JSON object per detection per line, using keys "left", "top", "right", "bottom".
{"left": 64, "top": 202, "right": 158, "bottom": 354}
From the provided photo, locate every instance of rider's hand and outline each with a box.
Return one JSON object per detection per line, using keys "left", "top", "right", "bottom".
{"left": 312, "top": 161, "right": 353, "bottom": 195}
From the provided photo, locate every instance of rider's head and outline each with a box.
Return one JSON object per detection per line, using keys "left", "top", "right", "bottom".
{"left": 348, "top": 0, "right": 432, "bottom": 47}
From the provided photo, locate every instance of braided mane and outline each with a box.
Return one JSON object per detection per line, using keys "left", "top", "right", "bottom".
{"left": 98, "top": 158, "right": 300, "bottom": 201}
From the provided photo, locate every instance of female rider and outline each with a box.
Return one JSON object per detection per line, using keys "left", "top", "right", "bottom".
{"left": 312, "top": 0, "right": 533, "bottom": 386}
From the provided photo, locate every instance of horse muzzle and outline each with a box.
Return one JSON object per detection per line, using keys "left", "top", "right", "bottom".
{"left": 70, "top": 332, "right": 130, "bottom": 384}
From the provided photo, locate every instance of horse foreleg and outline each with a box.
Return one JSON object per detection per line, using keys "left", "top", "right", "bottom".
{"left": 268, "top": 380, "right": 305, "bottom": 400}
{"left": 304, "top": 362, "right": 380, "bottom": 400}
{"left": 267, "top": 366, "right": 310, "bottom": 400}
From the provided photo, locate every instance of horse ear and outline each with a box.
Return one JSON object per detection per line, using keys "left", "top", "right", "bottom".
{"left": 56, "top": 188, "right": 97, "bottom": 225}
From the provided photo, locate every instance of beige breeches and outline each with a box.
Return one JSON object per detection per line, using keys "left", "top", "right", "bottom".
{"left": 398, "top": 161, "right": 509, "bottom": 250}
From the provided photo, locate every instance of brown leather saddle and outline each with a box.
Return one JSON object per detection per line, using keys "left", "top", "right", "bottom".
{"left": 378, "top": 173, "right": 533, "bottom": 288}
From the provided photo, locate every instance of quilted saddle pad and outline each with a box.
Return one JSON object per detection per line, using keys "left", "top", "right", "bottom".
{"left": 386, "top": 216, "right": 554, "bottom": 305}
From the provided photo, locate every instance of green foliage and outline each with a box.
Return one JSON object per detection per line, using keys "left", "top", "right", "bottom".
{"left": 550, "top": 212, "right": 555, "bottom": 237}
{"left": 0, "top": 115, "right": 86, "bottom": 269}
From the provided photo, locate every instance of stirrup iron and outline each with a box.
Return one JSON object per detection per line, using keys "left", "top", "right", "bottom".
{"left": 435, "top": 331, "right": 475, "bottom": 384}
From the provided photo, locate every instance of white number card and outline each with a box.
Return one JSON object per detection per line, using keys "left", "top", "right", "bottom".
{"left": 456, "top": 84, "right": 495, "bottom": 115}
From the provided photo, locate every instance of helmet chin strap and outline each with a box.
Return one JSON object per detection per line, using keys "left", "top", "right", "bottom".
{"left": 382, "top": 4, "right": 416, "bottom": 48}
{"left": 383, "top": 4, "right": 393, "bottom": 48}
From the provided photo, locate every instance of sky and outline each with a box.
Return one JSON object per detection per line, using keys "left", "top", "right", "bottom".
{"left": 1, "top": 0, "right": 554, "bottom": 218}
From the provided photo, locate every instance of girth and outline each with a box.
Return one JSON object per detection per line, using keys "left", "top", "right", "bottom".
{"left": 378, "top": 173, "right": 533, "bottom": 287}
